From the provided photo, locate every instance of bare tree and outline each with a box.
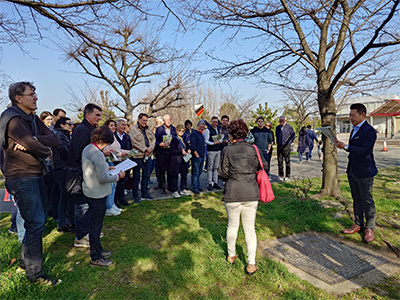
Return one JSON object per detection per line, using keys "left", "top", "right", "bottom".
{"left": 220, "top": 91, "right": 260, "bottom": 123}
{"left": 65, "top": 19, "right": 190, "bottom": 123}
{"left": 0, "top": 1, "right": 183, "bottom": 53}
{"left": 66, "top": 82, "right": 117, "bottom": 123}
{"left": 283, "top": 87, "right": 318, "bottom": 128}
{"left": 178, "top": 0, "right": 400, "bottom": 198}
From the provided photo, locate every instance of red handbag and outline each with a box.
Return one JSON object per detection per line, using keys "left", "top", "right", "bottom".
{"left": 253, "top": 145, "right": 275, "bottom": 203}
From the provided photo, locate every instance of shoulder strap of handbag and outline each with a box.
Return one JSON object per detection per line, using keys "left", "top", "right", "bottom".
{"left": 252, "top": 144, "right": 264, "bottom": 170}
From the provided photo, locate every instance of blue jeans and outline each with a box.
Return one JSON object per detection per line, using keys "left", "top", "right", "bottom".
{"left": 299, "top": 153, "right": 304, "bottom": 162}
{"left": 191, "top": 156, "right": 204, "bottom": 191}
{"left": 133, "top": 158, "right": 151, "bottom": 199}
{"left": 87, "top": 196, "right": 107, "bottom": 261}
{"left": 107, "top": 182, "right": 117, "bottom": 209}
{"left": 106, "top": 162, "right": 116, "bottom": 209}
{"left": 306, "top": 145, "right": 314, "bottom": 160}
{"left": 16, "top": 205, "right": 26, "bottom": 243}
{"left": 5, "top": 176, "right": 47, "bottom": 281}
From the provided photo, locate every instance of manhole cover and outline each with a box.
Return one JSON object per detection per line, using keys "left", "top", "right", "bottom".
{"left": 266, "top": 236, "right": 387, "bottom": 285}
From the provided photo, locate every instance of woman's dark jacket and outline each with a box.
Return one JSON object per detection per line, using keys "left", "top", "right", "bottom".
{"left": 170, "top": 136, "right": 187, "bottom": 165}
{"left": 218, "top": 140, "right": 267, "bottom": 202}
{"left": 53, "top": 128, "right": 71, "bottom": 170}
{"left": 297, "top": 131, "right": 309, "bottom": 153}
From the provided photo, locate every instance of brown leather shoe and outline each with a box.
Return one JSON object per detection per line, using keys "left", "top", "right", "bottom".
{"left": 246, "top": 264, "right": 258, "bottom": 275}
{"left": 364, "top": 229, "right": 374, "bottom": 243}
{"left": 227, "top": 255, "right": 237, "bottom": 264}
{"left": 342, "top": 224, "right": 365, "bottom": 234}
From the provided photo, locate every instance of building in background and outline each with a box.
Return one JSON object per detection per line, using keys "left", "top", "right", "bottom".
{"left": 336, "top": 94, "right": 400, "bottom": 134}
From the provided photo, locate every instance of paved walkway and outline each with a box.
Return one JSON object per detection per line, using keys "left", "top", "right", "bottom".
{"left": 1, "top": 143, "right": 399, "bottom": 213}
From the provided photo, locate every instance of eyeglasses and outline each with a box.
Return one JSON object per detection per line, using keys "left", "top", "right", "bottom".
{"left": 66, "top": 122, "right": 72, "bottom": 125}
{"left": 19, "top": 93, "right": 37, "bottom": 97}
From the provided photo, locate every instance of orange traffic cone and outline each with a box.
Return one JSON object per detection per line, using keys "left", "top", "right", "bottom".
{"left": 381, "top": 140, "right": 388, "bottom": 152}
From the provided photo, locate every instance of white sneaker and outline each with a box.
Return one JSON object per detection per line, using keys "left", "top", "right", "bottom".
{"left": 112, "top": 204, "right": 122, "bottom": 212}
{"left": 180, "top": 190, "right": 191, "bottom": 196}
{"left": 106, "top": 207, "right": 121, "bottom": 216}
{"left": 105, "top": 209, "right": 114, "bottom": 216}
{"left": 284, "top": 177, "right": 290, "bottom": 181}
{"left": 279, "top": 177, "right": 284, "bottom": 181}
{"left": 172, "top": 191, "right": 181, "bottom": 198}
{"left": 112, "top": 206, "right": 121, "bottom": 215}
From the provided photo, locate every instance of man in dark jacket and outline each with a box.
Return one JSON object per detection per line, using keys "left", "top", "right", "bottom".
{"left": 66, "top": 103, "right": 102, "bottom": 248}
{"left": 114, "top": 118, "right": 132, "bottom": 206}
{"left": 0, "top": 82, "right": 61, "bottom": 285}
{"left": 190, "top": 121, "right": 206, "bottom": 194}
{"left": 155, "top": 114, "right": 176, "bottom": 194}
{"left": 275, "top": 116, "right": 295, "bottom": 181}
{"left": 334, "top": 103, "right": 378, "bottom": 243}
{"left": 306, "top": 125, "right": 318, "bottom": 160}
{"left": 251, "top": 116, "right": 273, "bottom": 175}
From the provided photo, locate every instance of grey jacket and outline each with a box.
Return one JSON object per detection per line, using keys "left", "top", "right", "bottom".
{"left": 218, "top": 141, "right": 267, "bottom": 202}
{"left": 82, "top": 144, "right": 119, "bottom": 199}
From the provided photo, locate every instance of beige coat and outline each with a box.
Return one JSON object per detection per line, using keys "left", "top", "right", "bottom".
{"left": 129, "top": 123, "right": 155, "bottom": 159}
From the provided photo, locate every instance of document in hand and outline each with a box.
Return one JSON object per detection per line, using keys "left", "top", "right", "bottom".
{"left": 183, "top": 153, "right": 192, "bottom": 163}
{"left": 109, "top": 159, "right": 137, "bottom": 176}
{"left": 317, "top": 126, "right": 336, "bottom": 144}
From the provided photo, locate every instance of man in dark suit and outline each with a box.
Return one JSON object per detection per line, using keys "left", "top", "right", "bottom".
{"left": 334, "top": 103, "right": 378, "bottom": 243}
{"left": 155, "top": 114, "right": 176, "bottom": 194}
{"left": 275, "top": 116, "right": 295, "bottom": 181}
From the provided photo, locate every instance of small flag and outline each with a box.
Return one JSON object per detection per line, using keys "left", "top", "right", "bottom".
{"left": 4, "top": 188, "right": 14, "bottom": 201}
{"left": 195, "top": 104, "right": 204, "bottom": 117}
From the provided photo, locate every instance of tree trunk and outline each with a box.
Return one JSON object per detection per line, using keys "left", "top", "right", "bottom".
{"left": 123, "top": 96, "right": 134, "bottom": 125}
{"left": 318, "top": 86, "right": 343, "bottom": 199}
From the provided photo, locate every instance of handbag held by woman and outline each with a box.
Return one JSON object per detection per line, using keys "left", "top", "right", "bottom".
{"left": 252, "top": 145, "right": 274, "bottom": 203}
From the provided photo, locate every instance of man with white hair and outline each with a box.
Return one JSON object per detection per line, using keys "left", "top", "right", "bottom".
{"left": 275, "top": 116, "right": 295, "bottom": 181}
{"left": 114, "top": 118, "right": 132, "bottom": 206}
{"left": 155, "top": 114, "right": 176, "bottom": 194}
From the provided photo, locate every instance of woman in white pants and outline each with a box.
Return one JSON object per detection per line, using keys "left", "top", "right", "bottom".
{"left": 218, "top": 119, "right": 267, "bottom": 275}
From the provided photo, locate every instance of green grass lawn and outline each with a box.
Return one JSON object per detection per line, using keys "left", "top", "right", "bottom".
{"left": 0, "top": 167, "right": 399, "bottom": 299}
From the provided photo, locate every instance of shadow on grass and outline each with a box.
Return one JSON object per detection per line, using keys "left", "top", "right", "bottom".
{"left": 190, "top": 201, "right": 227, "bottom": 251}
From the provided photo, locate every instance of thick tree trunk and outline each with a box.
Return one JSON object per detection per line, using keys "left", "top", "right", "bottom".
{"left": 318, "top": 87, "right": 343, "bottom": 199}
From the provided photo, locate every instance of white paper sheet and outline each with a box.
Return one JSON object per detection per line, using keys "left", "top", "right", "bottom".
{"left": 109, "top": 159, "right": 137, "bottom": 176}
{"left": 317, "top": 126, "right": 336, "bottom": 144}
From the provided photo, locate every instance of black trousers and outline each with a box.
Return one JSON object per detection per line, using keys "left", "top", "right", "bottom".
{"left": 157, "top": 150, "right": 171, "bottom": 191}
{"left": 277, "top": 145, "right": 291, "bottom": 178}
{"left": 169, "top": 159, "right": 189, "bottom": 192}
{"left": 87, "top": 196, "right": 106, "bottom": 261}
{"left": 348, "top": 168, "right": 375, "bottom": 229}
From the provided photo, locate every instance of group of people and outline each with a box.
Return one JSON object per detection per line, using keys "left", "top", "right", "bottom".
{"left": 1, "top": 81, "right": 378, "bottom": 284}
